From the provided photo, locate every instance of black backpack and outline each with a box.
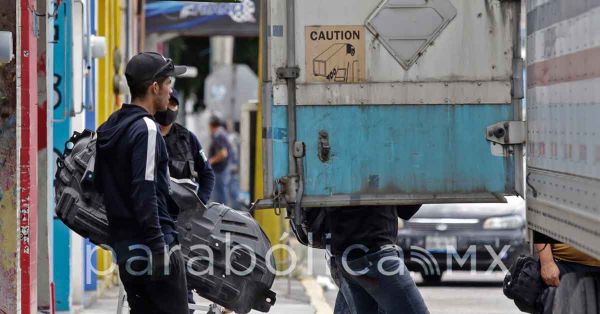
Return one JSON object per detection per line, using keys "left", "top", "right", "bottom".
{"left": 503, "top": 255, "right": 545, "bottom": 313}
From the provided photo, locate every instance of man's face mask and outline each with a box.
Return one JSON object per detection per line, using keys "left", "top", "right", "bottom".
{"left": 155, "top": 107, "right": 178, "bottom": 126}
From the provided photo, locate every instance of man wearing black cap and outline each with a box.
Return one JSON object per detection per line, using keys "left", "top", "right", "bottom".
{"left": 94, "top": 52, "right": 189, "bottom": 313}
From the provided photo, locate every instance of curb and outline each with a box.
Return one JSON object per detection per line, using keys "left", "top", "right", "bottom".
{"left": 300, "top": 276, "right": 334, "bottom": 314}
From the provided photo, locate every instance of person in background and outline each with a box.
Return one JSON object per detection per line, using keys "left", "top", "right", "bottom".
{"left": 208, "top": 115, "right": 232, "bottom": 205}
{"left": 155, "top": 90, "right": 215, "bottom": 204}
{"left": 537, "top": 243, "right": 600, "bottom": 287}
{"left": 327, "top": 205, "right": 428, "bottom": 314}
{"left": 225, "top": 124, "right": 242, "bottom": 209}
{"left": 155, "top": 91, "right": 215, "bottom": 313}
{"left": 536, "top": 242, "right": 600, "bottom": 312}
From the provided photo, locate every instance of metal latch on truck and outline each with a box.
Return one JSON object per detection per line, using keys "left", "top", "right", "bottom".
{"left": 276, "top": 66, "right": 300, "bottom": 80}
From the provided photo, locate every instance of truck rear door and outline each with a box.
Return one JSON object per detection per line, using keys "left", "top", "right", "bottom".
{"left": 262, "top": 0, "right": 524, "bottom": 207}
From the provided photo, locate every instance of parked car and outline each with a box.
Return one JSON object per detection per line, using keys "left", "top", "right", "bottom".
{"left": 398, "top": 197, "right": 527, "bottom": 284}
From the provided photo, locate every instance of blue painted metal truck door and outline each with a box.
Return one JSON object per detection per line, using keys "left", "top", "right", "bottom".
{"left": 271, "top": 104, "right": 515, "bottom": 195}
{"left": 264, "top": 0, "right": 524, "bottom": 206}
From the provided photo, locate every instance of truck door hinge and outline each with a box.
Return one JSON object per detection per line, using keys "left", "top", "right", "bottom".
{"left": 512, "top": 58, "right": 525, "bottom": 100}
{"left": 276, "top": 66, "right": 300, "bottom": 80}
{"left": 486, "top": 121, "right": 526, "bottom": 145}
{"left": 279, "top": 175, "right": 299, "bottom": 204}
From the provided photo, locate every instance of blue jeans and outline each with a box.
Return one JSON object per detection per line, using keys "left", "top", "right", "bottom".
{"left": 188, "top": 290, "right": 195, "bottom": 314}
{"left": 211, "top": 170, "right": 230, "bottom": 205}
{"left": 227, "top": 172, "right": 241, "bottom": 209}
{"left": 330, "top": 255, "right": 352, "bottom": 314}
{"left": 556, "top": 260, "right": 600, "bottom": 277}
{"left": 331, "top": 247, "right": 429, "bottom": 314}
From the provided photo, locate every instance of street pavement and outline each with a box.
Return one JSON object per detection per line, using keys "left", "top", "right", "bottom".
{"left": 308, "top": 249, "right": 522, "bottom": 314}
{"left": 319, "top": 271, "right": 522, "bottom": 314}
{"left": 76, "top": 248, "right": 522, "bottom": 314}
{"left": 417, "top": 272, "right": 521, "bottom": 314}
{"left": 80, "top": 277, "right": 314, "bottom": 314}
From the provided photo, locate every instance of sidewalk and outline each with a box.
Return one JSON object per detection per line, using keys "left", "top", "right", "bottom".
{"left": 80, "top": 277, "right": 316, "bottom": 314}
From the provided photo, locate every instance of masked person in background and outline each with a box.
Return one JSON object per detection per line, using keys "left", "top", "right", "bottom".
{"left": 155, "top": 91, "right": 215, "bottom": 313}
{"left": 155, "top": 90, "right": 215, "bottom": 203}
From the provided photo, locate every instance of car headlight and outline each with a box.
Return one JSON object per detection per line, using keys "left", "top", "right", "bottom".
{"left": 483, "top": 215, "right": 524, "bottom": 229}
{"left": 398, "top": 218, "right": 405, "bottom": 229}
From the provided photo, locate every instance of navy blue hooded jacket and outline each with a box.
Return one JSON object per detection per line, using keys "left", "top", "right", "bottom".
{"left": 95, "top": 104, "right": 176, "bottom": 254}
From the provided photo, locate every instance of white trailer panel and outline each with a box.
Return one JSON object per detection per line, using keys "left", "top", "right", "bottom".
{"left": 526, "top": 0, "right": 600, "bottom": 258}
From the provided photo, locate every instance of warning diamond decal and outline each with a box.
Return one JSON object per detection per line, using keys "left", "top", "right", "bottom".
{"left": 366, "top": 0, "right": 457, "bottom": 70}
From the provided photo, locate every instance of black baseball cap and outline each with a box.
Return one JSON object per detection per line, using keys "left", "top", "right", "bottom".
{"left": 125, "top": 52, "right": 186, "bottom": 86}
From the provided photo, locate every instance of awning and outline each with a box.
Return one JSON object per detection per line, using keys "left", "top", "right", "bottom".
{"left": 145, "top": 0, "right": 259, "bottom": 37}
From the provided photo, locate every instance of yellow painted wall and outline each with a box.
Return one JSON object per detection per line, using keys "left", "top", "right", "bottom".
{"left": 96, "top": 0, "right": 125, "bottom": 289}
{"left": 253, "top": 103, "right": 288, "bottom": 270}
{"left": 253, "top": 14, "right": 287, "bottom": 270}
{"left": 97, "top": 0, "right": 122, "bottom": 124}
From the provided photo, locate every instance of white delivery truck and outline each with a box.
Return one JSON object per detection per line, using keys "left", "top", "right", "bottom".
{"left": 257, "top": 0, "right": 600, "bottom": 308}
{"left": 259, "top": 0, "right": 524, "bottom": 209}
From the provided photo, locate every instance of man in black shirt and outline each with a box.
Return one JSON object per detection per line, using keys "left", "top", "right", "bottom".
{"left": 208, "top": 116, "right": 232, "bottom": 205}
{"left": 327, "top": 205, "right": 429, "bottom": 314}
{"left": 155, "top": 91, "right": 215, "bottom": 312}
{"left": 95, "top": 52, "right": 188, "bottom": 314}
{"left": 155, "top": 91, "right": 215, "bottom": 203}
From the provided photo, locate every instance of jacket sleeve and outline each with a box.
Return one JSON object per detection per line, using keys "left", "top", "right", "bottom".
{"left": 396, "top": 205, "right": 422, "bottom": 220}
{"left": 190, "top": 133, "right": 215, "bottom": 204}
{"left": 129, "top": 119, "right": 166, "bottom": 253}
{"left": 93, "top": 150, "right": 104, "bottom": 193}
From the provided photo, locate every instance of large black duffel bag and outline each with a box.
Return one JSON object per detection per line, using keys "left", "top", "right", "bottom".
{"left": 54, "top": 129, "right": 110, "bottom": 245}
{"left": 55, "top": 130, "right": 277, "bottom": 313}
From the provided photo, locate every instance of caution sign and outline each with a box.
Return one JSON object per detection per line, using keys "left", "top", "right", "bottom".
{"left": 305, "top": 25, "right": 365, "bottom": 83}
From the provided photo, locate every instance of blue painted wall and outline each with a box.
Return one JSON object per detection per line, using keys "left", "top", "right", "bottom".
{"left": 53, "top": 0, "right": 72, "bottom": 310}
{"left": 272, "top": 104, "right": 514, "bottom": 197}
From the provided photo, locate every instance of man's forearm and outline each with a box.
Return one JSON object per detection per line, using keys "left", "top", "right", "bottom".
{"left": 537, "top": 243, "right": 561, "bottom": 286}
{"left": 536, "top": 243, "right": 554, "bottom": 264}
{"left": 209, "top": 149, "right": 228, "bottom": 165}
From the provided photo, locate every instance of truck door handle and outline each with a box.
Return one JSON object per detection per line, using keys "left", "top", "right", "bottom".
{"left": 318, "top": 130, "right": 330, "bottom": 162}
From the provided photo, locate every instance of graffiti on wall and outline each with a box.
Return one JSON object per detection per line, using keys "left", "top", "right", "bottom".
{"left": 0, "top": 58, "right": 18, "bottom": 314}
{"left": 0, "top": 1, "right": 18, "bottom": 311}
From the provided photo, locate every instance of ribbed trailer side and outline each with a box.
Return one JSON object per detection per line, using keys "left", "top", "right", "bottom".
{"left": 526, "top": 0, "right": 600, "bottom": 259}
